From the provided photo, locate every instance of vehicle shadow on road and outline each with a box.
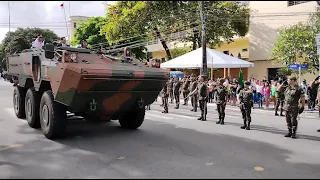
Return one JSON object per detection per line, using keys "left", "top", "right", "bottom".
{"left": 225, "top": 122, "right": 320, "bottom": 142}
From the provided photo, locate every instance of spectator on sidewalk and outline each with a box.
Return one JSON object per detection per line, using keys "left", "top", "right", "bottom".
{"left": 263, "top": 82, "right": 271, "bottom": 108}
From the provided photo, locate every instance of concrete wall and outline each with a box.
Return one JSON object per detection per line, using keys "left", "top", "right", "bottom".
{"left": 248, "top": 1, "right": 318, "bottom": 82}
{"left": 248, "top": 1, "right": 318, "bottom": 61}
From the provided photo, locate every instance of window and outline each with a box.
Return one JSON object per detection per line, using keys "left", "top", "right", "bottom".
{"left": 223, "top": 50, "right": 229, "bottom": 55}
{"left": 73, "top": 22, "right": 77, "bottom": 28}
{"left": 288, "top": 1, "right": 310, "bottom": 6}
{"left": 242, "top": 48, "right": 248, "bottom": 52}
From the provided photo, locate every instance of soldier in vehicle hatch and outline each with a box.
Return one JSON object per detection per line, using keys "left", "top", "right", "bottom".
{"left": 239, "top": 81, "right": 253, "bottom": 130}
{"left": 214, "top": 78, "right": 228, "bottom": 125}
{"left": 173, "top": 76, "right": 181, "bottom": 109}
{"left": 189, "top": 74, "right": 198, "bottom": 112}
{"left": 182, "top": 76, "right": 190, "bottom": 105}
{"left": 161, "top": 80, "right": 170, "bottom": 113}
{"left": 278, "top": 76, "right": 305, "bottom": 139}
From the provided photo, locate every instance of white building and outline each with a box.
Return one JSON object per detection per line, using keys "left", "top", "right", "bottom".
{"left": 67, "top": 16, "right": 90, "bottom": 43}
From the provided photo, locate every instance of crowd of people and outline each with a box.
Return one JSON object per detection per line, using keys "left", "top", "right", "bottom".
{"left": 155, "top": 73, "right": 320, "bottom": 139}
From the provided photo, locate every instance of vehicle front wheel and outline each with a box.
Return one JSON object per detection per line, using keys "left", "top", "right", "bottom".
{"left": 40, "top": 90, "right": 67, "bottom": 139}
{"left": 119, "top": 107, "right": 145, "bottom": 129}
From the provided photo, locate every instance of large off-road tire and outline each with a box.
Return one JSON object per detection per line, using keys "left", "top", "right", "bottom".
{"left": 39, "top": 90, "right": 67, "bottom": 139}
{"left": 13, "top": 86, "right": 26, "bottom": 118}
{"left": 25, "top": 88, "right": 40, "bottom": 128}
{"left": 119, "top": 107, "right": 145, "bottom": 129}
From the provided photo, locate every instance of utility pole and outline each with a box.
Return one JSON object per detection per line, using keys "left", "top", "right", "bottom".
{"left": 199, "top": 1, "right": 207, "bottom": 77}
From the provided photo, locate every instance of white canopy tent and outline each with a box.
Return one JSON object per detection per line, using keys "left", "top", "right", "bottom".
{"left": 160, "top": 47, "right": 254, "bottom": 69}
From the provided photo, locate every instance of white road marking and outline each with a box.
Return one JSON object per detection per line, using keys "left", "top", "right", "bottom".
{"left": 149, "top": 110, "right": 194, "bottom": 119}
{"left": 145, "top": 113, "right": 173, "bottom": 120}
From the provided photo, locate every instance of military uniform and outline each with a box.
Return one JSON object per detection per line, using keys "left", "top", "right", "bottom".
{"left": 168, "top": 78, "right": 174, "bottom": 103}
{"left": 189, "top": 77, "right": 198, "bottom": 112}
{"left": 197, "top": 76, "right": 208, "bottom": 121}
{"left": 239, "top": 81, "right": 253, "bottom": 130}
{"left": 214, "top": 79, "right": 228, "bottom": 125}
{"left": 283, "top": 76, "right": 304, "bottom": 138}
{"left": 182, "top": 78, "right": 190, "bottom": 105}
{"left": 160, "top": 81, "right": 169, "bottom": 113}
{"left": 173, "top": 78, "right": 181, "bottom": 109}
{"left": 275, "top": 82, "right": 287, "bottom": 116}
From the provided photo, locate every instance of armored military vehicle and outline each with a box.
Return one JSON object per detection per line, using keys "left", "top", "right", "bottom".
{"left": 7, "top": 44, "right": 169, "bottom": 139}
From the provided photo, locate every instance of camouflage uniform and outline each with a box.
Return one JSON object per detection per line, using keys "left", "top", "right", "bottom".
{"left": 239, "top": 81, "right": 253, "bottom": 130}
{"left": 197, "top": 75, "right": 208, "bottom": 121}
{"left": 161, "top": 81, "right": 169, "bottom": 113}
{"left": 173, "top": 77, "right": 181, "bottom": 109}
{"left": 168, "top": 78, "right": 174, "bottom": 103}
{"left": 182, "top": 78, "right": 190, "bottom": 105}
{"left": 214, "top": 79, "right": 228, "bottom": 125}
{"left": 275, "top": 82, "right": 287, "bottom": 116}
{"left": 283, "top": 76, "right": 304, "bottom": 138}
{"left": 189, "top": 76, "right": 198, "bottom": 112}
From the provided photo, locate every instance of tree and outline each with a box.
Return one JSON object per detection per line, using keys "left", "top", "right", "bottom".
{"left": 71, "top": 17, "right": 108, "bottom": 49}
{"left": 0, "top": 27, "right": 59, "bottom": 55}
{"left": 101, "top": 1, "right": 250, "bottom": 60}
{"left": 271, "top": 12, "right": 320, "bottom": 73}
{"left": 169, "top": 47, "right": 188, "bottom": 59}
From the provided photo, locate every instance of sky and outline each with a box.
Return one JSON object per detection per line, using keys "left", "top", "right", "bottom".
{"left": 0, "top": 1, "right": 117, "bottom": 42}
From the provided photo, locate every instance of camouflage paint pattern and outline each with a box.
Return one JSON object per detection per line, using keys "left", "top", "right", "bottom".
{"left": 7, "top": 48, "right": 169, "bottom": 118}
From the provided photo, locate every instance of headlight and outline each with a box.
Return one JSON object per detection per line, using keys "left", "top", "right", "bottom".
{"left": 70, "top": 53, "right": 77, "bottom": 62}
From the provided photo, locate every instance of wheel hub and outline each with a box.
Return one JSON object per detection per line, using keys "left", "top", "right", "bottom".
{"left": 42, "top": 105, "right": 49, "bottom": 126}
{"left": 26, "top": 98, "right": 32, "bottom": 117}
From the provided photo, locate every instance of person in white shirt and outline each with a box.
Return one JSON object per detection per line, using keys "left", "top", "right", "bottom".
{"left": 32, "top": 34, "right": 44, "bottom": 48}
{"left": 255, "top": 80, "right": 263, "bottom": 108}
{"left": 59, "top": 37, "right": 70, "bottom": 47}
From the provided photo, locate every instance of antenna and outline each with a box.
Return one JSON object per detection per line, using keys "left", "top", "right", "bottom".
{"left": 8, "top": 1, "right": 11, "bottom": 54}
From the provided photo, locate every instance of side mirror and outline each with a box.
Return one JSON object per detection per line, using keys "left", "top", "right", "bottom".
{"left": 44, "top": 44, "right": 54, "bottom": 59}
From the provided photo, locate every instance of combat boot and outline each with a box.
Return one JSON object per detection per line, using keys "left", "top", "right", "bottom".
{"left": 291, "top": 128, "right": 297, "bottom": 139}
{"left": 280, "top": 110, "right": 285, "bottom": 116}
{"left": 197, "top": 116, "right": 203, "bottom": 120}
{"left": 275, "top": 112, "right": 279, "bottom": 116}
{"left": 216, "top": 116, "right": 221, "bottom": 124}
{"left": 246, "top": 122, "right": 251, "bottom": 130}
{"left": 240, "top": 121, "right": 247, "bottom": 129}
{"left": 174, "top": 105, "right": 179, "bottom": 109}
{"left": 162, "top": 110, "right": 168, "bottom": 113}
{"left": 317, "top": 129, "right": 320, "bottom": 132}
{"left": 284, "top": 129, "right": 292, "bottom": 137}
{"left": 220, "top": 117, "right": 225, "bottom": 125}
{"left": 202, "top": 115, "right": 207, "bottom": 121}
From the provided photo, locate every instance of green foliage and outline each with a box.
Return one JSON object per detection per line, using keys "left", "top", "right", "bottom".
{"left": 71, "top": 17, "right": 108, "bottom": 49}
{"left": 0, "top": 27, "right": 59, "bottom": 55}
{"left": 271, "top": 11, "right": 320, "bottom": 73}
{"left": 277, "top": 68, "right": 293, "bottom": 76}
{"left": 170, "top": 47, "right": 188, "bottom": 59}
{"left": 101, "top": 1, "right": 250, "bottom": 59}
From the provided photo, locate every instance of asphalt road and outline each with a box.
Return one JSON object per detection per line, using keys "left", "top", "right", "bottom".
{"left": 0, "top": 79, "right": 320, "bottom": 179}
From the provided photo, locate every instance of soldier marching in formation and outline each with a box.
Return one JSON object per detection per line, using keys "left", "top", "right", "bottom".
{"left": 214, "top": 78, "right": 228, "bottom": 125}
{"left": 278, "top": 76, "right": 305, "bottom": 138}
{"left": 173, "top": 76, "right": 181, "bottom": 109}
{"left": 189, "top": 75, "right": 208, "bottom": 121}
{"left": 156, "top": 72, "right": 320, "bottom": 138}
{"left": 239, "top": 81, "right": 253, "bottom": 130}
{"left": 168, "top": 77, "right": 174, "bottom": 104}
{"left": 310, "top": 75, "right": 320, "bottom": 132}
{"left": 182, "top": 76, "right": 190, "bottom": 106}
{"left": 189, "top": 74, "right": 198, "bottom": 112}
{"left": 275, "top": 78, "right": 287, "bottom": 116}
{"left": 160, "top": 80, "right": 170, "bottom": 113}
